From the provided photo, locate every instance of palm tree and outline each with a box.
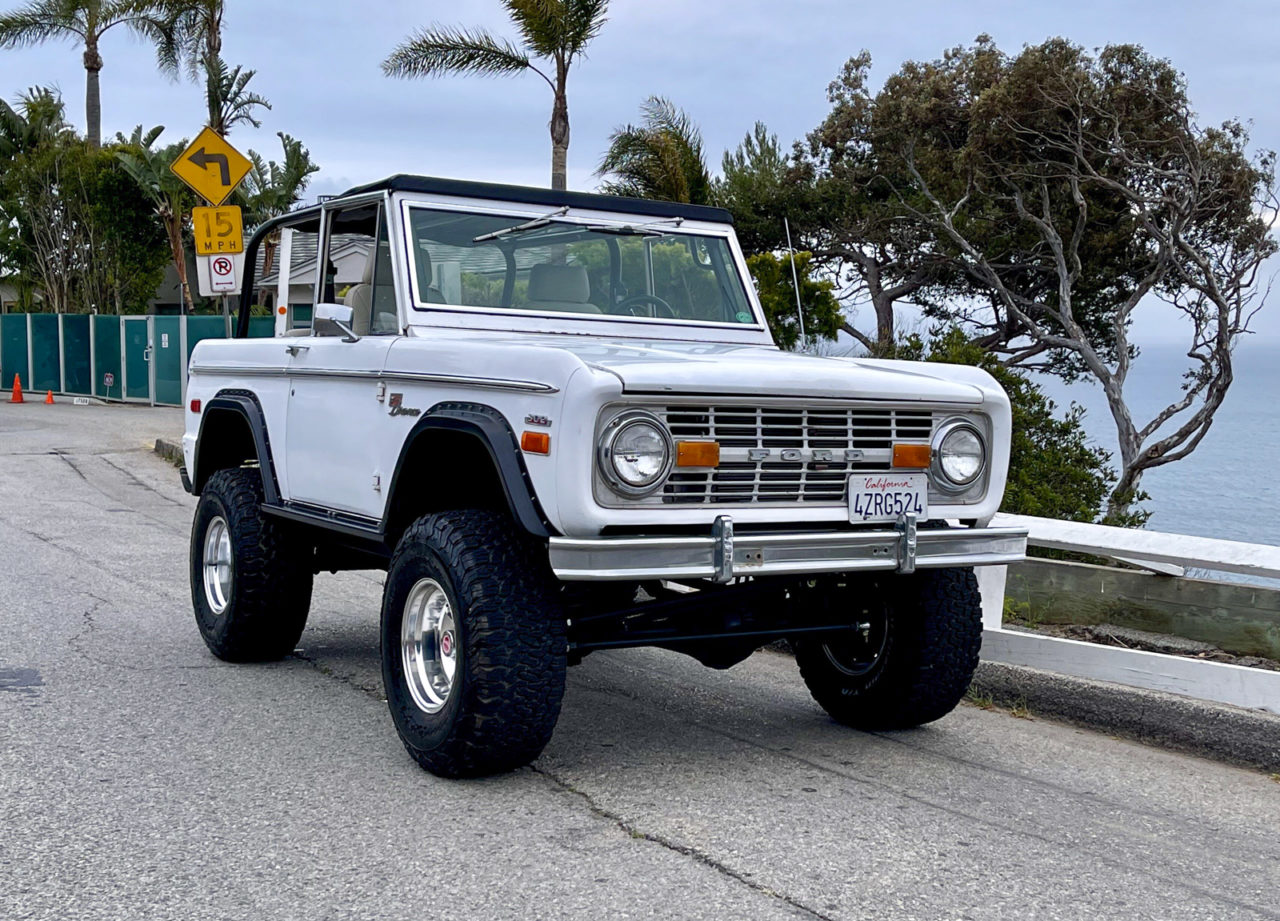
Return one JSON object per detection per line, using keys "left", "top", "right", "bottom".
{"left": 0, "top": 0, "right": 172, "bottom": 147}
{"left": 382, "top": 0, "right": 609, "bottom": 191}
{"left": 0, "top": 86, "right": 72, "bottom": 161}
{"left": 154, "top": 0, "right": 220, "bottom": 78}
{"left": 204, "top": 55, "right": 269, "bottom": 135}
{"left": 236, "top": 131, "right": 318, "bottom": 281}
{"left": 116, "top": 127, "right": 196, "bottom": 311}
{"left": 597, "top": 96, "right": 711, "bottom": 204}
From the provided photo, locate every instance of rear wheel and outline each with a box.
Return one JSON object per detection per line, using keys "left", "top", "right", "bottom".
{"left": 381, "top": 509, "right": 567, "bottom": 778}
{"left": 189, "top": 467, "right": 313, "bottom": 662}
{"left": 793, "top": 567, "right": 982, "bottom": 729}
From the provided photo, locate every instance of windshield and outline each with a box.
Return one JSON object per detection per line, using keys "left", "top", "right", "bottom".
{"left": 405, "top": 206, "right": 757, "bottom": 326}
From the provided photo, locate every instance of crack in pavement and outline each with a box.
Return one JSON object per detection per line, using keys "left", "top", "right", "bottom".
{"left": 62, "top": 591, "right": 226, "bottom": 672}
{"left": 567, "top": 677, "right": 1280, "bottom": 920}
{"left": 527, "top": 764, "right": 834, "bottom": 921}
{"left": 52, "top": 453, "right": 189, "bottom": 536}
{"left": 99, "top": 454, "right": 188, "bottom": 507}
{"left": 290, "top": 648, "right": 387, "bottom": 703}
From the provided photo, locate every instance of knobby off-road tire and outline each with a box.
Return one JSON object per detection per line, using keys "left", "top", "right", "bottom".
{"left": 190, "top": 467, "right": 313, "bottom": 662}
{"left": 793, "top": 567, "right": 982, "bottom": 729}
{"left": 381, "top": 509, "right": 567, "bottom": 778}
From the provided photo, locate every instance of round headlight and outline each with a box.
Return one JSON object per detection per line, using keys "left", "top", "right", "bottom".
{"left": 936, "top": 423, "right": 986, "bottom": 488}
{"left": 601, "top": 413, "right": 672, "bottom": 494}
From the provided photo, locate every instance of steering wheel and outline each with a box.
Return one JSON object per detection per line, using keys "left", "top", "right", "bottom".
{"left": 615, "top": 293, "right": 676, "bottom": 319}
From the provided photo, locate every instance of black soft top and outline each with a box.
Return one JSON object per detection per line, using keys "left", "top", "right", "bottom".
{"left": 340, "top": 174, "right": 734, "bottom": 224}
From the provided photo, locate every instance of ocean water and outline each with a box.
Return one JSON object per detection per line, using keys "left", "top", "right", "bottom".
{"left": 1039, "top": 341, "right": 1280, "bottom": 548}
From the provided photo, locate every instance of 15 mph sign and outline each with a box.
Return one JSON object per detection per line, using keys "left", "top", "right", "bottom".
{"left": 170, "top": 126, "right": 252, "bottom": 206}
{"left": 193, "top": 205, "right": 244, "bottom": 254}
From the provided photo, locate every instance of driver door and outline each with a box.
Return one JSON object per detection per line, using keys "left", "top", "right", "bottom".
{"left": 284, "top": 200, "right": 399, "bottom": 519}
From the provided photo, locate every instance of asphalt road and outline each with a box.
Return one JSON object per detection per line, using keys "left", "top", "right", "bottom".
{"left": 2, "top": 402, "right": 1278, "bottom": 921}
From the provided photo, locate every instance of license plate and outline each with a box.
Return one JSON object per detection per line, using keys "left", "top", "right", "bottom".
{"left": 848, "top": 473, "right": 928, "bottom": 523}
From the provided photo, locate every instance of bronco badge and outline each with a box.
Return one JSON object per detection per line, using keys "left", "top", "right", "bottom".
{"left": 388, "top": 393, "right": 422, "bottom": 417}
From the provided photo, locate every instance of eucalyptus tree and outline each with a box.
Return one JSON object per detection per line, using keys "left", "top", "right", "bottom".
{"left": 0, "top": 0, "right": 172, "bottom": 147}
{"left": 872, "top": 38, "right": 1278, "bottom": 520}
{"left": 383, "top": 0, "right": 609, "bottom": 190}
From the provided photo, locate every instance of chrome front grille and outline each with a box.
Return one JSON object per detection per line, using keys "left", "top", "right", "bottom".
{"left": 659, "top": 405, "right": 935, "bottom": 505}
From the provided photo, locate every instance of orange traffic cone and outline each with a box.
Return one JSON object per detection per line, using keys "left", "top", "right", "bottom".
{"left": 45, "top": 390, "right": 54, "bottom": 404}
{"left": 9, "top": 374, "right": 23, "bottom": 403}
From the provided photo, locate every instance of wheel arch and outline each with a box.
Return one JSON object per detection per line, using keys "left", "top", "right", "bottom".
{"left": 383, "top": 402, "right": 553, "bottom": 545}
{"left": 191, "top": 391, "right": 280, "bottom": 504}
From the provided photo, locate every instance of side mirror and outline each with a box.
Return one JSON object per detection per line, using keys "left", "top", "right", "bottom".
{"left": 314, "top": 303, "right": 360, "bottom": 342}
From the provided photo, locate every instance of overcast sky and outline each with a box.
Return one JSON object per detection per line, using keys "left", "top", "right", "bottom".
{"left": 2, "top": 0, "right": 1279, "bottom": 342}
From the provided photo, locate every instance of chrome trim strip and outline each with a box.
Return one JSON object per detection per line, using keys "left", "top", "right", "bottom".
{"left": 188, "top": 364, "right": 559, "bottom": 393}
{"left": 548, "top": 525, "right": 1028, "bottom": 582}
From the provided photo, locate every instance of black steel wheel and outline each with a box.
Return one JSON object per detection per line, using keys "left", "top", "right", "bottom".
{"left": 793, "top": 568, "right": 982, "bottom": 729}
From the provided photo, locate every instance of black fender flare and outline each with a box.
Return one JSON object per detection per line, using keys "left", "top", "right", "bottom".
{"left": 191, "top": 390, "right": 281, "bottom": 504}
{"left": 384, "top": 401, "right": 554, "bottom": 538}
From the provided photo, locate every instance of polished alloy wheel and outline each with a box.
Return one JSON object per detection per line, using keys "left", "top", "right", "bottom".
{"left": 401, "top": 578, "right": 458, "bottom": 714}
{"left": 202, "top": 515, "right": 233, "bottom": 615}
{"left": 821, "top": 603, "right": 890, "bottom": 678}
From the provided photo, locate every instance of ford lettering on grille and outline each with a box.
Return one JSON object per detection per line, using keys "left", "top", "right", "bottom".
{"left": 654, "top": 405, "right": 936, "bottom": 507}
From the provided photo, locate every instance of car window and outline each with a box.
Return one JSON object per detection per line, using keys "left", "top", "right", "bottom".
{"left": 319, "top": 203, "right": 397, "bottom": 336}
{"left": 405, "top": 206, "right": 756, "bottom": 326}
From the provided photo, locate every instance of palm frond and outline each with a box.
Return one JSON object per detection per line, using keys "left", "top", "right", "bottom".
{"left": 204, "top": 54, "right": 270, "bottom": 134}
{"left": 501, "top": 0, "right": 558, "bottom": 58}
{"left": 382, "top": 24, "right": 532, "bottom": 80}
{"left": 0, "top": 1, "right": 86, "bottom": 47}
{"left": 596, "top": 96, "right": 710, "bottom": 204}
{"left": 564, "top": 0, "right": 608, "bottom": 54}
{"left": 500, "top": 0, "right": 606, "bottom": 59}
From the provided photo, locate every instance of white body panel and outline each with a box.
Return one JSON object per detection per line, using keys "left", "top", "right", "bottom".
{"left": 184, "top": 184, "right": 1017, "bottom": 554}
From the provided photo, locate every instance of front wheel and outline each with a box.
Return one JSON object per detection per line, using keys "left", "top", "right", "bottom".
{"left": 792, "top": 567, "right": 983, "bottom": 729}
{"left": 381, "top": 510, "right": 567, "bottom": 778}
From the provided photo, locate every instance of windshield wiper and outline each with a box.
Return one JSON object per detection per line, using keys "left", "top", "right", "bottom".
{"left": 472, "top": 206, "right": 570, "bottom": 243}
{"left": 585, "top": 224, "right": 667, "bottom": 237}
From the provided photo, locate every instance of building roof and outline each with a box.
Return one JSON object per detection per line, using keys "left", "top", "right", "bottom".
{"left": 340, "top": 174, "right": 734, "bottom": 225}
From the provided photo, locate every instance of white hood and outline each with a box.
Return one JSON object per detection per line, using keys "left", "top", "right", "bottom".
{"left": 524, "top": 338, "right": 987, "bottom": 404}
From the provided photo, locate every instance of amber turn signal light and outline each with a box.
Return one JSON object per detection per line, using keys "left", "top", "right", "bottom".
{"left": 521, "top": 431, "right": 551, "bottom": 455}
{"left": 676, "top": 441, "right": 720, "bottom": 467}
{"left": 892, "top": 444, "right": 932, "bottom": 469}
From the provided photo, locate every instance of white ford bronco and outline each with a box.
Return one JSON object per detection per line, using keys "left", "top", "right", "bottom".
{"left": 181, "top": 176, "right": 1028, "bottom": 777}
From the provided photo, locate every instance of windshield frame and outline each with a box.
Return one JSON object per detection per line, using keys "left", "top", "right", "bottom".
{"left": 396, "top": 196, "right": 769, "bottom": 338}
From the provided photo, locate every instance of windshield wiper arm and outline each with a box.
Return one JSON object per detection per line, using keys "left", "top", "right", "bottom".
{"left": 472, "top": 206, "right": 570, "bottom": 243}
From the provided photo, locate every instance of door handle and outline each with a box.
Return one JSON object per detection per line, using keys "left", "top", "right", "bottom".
{"left": 285, "top": 344, "right": 310, "bottom": 356}
{"left": 142, "top": 347, "right": 153, "bottom": 362}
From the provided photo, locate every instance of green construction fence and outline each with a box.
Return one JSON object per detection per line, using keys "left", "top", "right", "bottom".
{"left": 0, "top": 313, "right": 277, "bottom": 407}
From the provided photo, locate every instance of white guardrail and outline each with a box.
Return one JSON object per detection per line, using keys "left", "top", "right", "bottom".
{"left": 978, "top": 514, "right": 1280, "bottom": 715}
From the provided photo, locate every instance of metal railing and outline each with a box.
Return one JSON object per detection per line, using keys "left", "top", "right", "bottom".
{"left": 978, "top": 514, "right": 1280, "bottom": 714}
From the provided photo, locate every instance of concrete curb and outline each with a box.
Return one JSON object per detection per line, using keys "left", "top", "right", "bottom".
{"left": 971, "top": 660, "right": 1280, "bottom": 773}
{"left": 154, "top": 438, "right": 183, "bottom": 466}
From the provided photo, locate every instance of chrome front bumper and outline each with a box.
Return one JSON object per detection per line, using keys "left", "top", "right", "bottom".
{"left": 549, "top": 515, "right": 1029, "bottom": 582}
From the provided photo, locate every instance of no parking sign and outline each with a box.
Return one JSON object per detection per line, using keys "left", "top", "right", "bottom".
{"left": 197, "top": 252, "right": 243, "bottom": 297}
